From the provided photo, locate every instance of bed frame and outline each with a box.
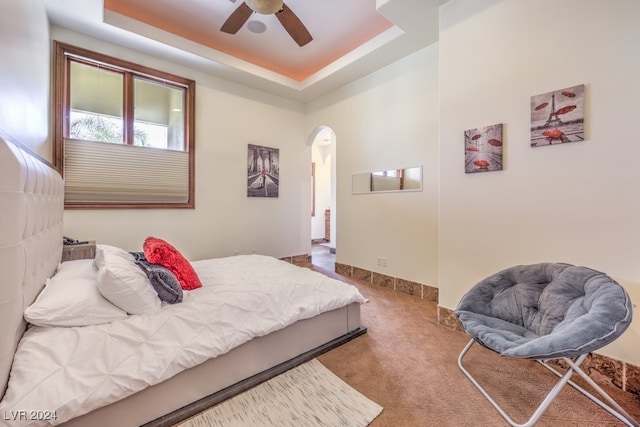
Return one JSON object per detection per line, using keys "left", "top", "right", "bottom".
{"left": 0, "top": 136, "right": 365, "bottom": 426}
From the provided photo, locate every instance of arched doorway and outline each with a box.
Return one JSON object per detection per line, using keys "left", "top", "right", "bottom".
{"left": 308, "top": 126, "right": 336, "bottom": 270}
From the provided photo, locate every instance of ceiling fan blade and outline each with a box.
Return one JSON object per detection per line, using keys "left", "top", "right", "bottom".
{"left": 276, "top": 4, "right": 313, "bottom": 47}
{"left": 221, "top": 2, "right": 253, "bottom": 34}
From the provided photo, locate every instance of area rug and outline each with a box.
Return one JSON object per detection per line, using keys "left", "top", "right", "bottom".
{"left": 176, "top": 359, "right": 383, "bottom": 427}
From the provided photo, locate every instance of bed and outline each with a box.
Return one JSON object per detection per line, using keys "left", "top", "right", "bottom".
{"left": 0, "top": 136, "right": 366, "bottom": 427}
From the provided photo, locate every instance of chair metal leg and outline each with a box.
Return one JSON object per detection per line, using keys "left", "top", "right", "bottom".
{"left": 458, "top": 338, "right": 640, "bottom": 427}
{"left": 540, "top": 358, "right": 640, "bottom": 427}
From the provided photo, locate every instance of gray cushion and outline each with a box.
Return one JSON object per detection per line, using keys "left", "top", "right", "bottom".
{"left": 131, "top": 252, "right": 183, "bottom": 304}
{"left": 455, "top": 263, "right": 633, "bottom": 359}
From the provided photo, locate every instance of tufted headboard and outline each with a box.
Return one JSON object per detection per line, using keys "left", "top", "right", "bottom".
{"left": 0, "top": 137, "right": 64, "bottom": 399}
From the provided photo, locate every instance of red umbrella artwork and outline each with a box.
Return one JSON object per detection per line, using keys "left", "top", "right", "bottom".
{"left": 464, "top": 123, "right": 503, "bottom": 174}
{"left": 542, "top": 129, "right": 569, "bottom": 143}
{"left": 555, "top": 105, "right": 577, "bottom": 115}
{"left": 530, "top": 84, "right": 584, "bottom": 147}
{"left": 542, "top": 129, "right": 564, "bottom": 139}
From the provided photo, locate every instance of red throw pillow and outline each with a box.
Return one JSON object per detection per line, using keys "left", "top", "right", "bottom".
{"left": 143, "top": 237, "right": 202, "bottom": 290}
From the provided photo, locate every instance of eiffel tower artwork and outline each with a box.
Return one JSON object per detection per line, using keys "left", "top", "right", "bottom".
{"left": 530, "top": 84, "right": 584, "bottom": 147}
{"left": 544, "top": 93, "right": 564, "bottom": 128}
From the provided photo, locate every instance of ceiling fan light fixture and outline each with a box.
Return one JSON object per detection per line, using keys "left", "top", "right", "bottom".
{"left": 247, "top": 20, "right": 267, "bottom": 34}
{"left": 245, "top": 0, "right": 283, "bottom": 14}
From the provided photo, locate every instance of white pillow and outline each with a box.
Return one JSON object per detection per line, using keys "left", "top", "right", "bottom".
{"left": 95, "top": 245, "right": 161, "bottom": 315}
{"left": 94, "top": 244, "right": 133, "bottom": 269}
{"left": 24, "top": 259, "right": 128, "bottom": 327}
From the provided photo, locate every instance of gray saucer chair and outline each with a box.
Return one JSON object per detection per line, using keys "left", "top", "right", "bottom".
{"left": 455, "top": 262, "right": 638, "bottom": 427}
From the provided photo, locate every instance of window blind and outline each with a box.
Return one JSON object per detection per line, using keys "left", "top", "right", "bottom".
{"left": 64, "top": 139, "right": 189, "bottom": 203}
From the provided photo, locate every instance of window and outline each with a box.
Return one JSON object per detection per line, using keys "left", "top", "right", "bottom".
{"left": 53, "top": 41, "right": 196, "bottom": 208}
{"left": 370, "top": 169, "right": 404, "bottom": 191}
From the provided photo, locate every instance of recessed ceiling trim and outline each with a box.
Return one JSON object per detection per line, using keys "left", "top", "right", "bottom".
{"left": 299, "top": 25, "right": 404, "bottom": 89}
{"left": 45, "top": 0, "right": 447, "bottom": 103}
{"left": 102, "top": 8, "right": 405, "bottom": 92}
{"left": 103, "top": 9, "right": 305, "bottom": 89}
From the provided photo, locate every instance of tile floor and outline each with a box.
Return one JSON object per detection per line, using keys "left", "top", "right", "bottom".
{"left": 311, "top": 243, "right": 335, "bottom": 271}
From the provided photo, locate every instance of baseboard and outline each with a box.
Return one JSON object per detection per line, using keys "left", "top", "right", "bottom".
{"left": 334, "top": 262, "right": 438, "bottom": 303}
{"left": 280, "top": 253, "right": 311, "bottom": 264}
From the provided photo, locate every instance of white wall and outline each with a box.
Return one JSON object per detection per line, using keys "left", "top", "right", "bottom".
{"left": 438, "top": 0, "right": 640, "bottom": 364}
{"left": 0, "top": 0, "right": 50, "bottom": 155}
{"left": 306, "top": 44, "right": 440, "bottom": 286}
{"left": 53, "top": 28, "right": 312, "bottom": 261}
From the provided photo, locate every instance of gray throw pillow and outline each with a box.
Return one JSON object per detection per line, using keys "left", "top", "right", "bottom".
{"left": 131, "top": 252, "right": 183, "bottom": 304}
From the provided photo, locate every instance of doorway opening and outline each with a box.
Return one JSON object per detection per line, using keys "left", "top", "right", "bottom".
{"left": 309, "top": 126, "right": 336, "bottom": 271}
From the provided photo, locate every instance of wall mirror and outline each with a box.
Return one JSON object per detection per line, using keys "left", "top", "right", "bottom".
{"left": 352, "top": 166, "right": 422, "bottom": 194}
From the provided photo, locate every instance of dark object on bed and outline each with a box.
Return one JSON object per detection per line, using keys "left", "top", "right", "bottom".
{"left": 131, "top": 252, "right": 183, "bottom": 304}
{"left": 455, "top": 263, "right": 638, "bottom": 427}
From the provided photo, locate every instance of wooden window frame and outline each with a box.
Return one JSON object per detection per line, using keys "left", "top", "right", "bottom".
{"left": 53, "top": 41, "right": 196, "bottom": 209}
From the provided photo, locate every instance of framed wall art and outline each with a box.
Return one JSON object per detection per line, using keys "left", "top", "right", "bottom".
{"left": 530, "top": 84, "right": 584, "bottom": 147}
{"left": 247, "top": 144, "right": 279, "bottom": 198}
{"left": 464, "top": 123, "right": 503, "bottom": 174}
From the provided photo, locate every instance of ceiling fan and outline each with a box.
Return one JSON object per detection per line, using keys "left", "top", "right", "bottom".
{"left": 221, "top": 0, "right": 313, "bottom": 47}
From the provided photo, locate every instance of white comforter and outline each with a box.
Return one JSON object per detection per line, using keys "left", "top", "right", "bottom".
{"left": 0, "top": 255, "right": 365, "bottom": 426}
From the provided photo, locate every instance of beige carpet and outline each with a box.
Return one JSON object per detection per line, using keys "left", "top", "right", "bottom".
{"left": 175, "top": 359, "right": 382, "bottom": 427}
{"left": 310, "top": 264, "right": 640, "bottom": 427}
